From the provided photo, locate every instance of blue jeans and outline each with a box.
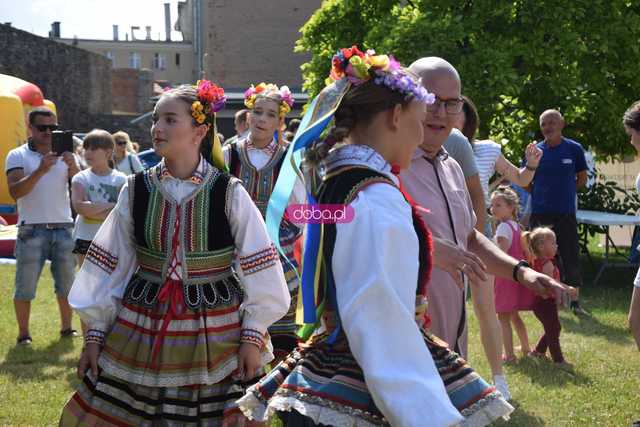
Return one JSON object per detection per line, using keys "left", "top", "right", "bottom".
{"left": 14, "top": 225, "right": 76, "bottom": 301}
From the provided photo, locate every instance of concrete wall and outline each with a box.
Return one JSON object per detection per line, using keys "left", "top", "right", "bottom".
{"left": 0, "top": 24, "right": 112, "bottom": 131}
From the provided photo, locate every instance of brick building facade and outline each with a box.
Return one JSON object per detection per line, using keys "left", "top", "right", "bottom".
{"left": 174, "top": 0, "right": 319, "bottom": 133}
{"left": 111, "top": 68, "right": 154, "bottom": 114}
{"left": 55, "top": 37, "right": 195, "bottom": 87}
{"left": 181, "top": 0, "right": 320, "bottom": 91}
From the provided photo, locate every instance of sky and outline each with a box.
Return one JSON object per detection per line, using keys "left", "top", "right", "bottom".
{"left": 1, "top": 0, "right": 184, "bottom": 41}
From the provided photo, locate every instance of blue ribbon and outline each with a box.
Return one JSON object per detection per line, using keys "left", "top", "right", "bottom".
{"left": 300, "top": 193, "right": 321, "bottom": 324}
{"left": 265, "top": 79, "right": 350, "bottom": 326}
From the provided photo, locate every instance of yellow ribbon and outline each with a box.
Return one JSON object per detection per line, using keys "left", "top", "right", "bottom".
{"left": 210, "top": 113, "right": 227, "bottom": 172}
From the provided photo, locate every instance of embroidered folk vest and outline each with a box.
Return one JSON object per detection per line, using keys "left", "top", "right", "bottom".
{"left": 123, "top": 165, "right": 242, "bottom": 311}
{"left": 228, "top": 140, "right": 300, "bottom": 287}
{"left": 228, "top": 139, "right": 287, "bottom": 218}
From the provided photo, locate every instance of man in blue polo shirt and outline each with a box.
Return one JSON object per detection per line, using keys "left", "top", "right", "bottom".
{"left": 529, "top": 109, "right": 588, "bottom": 315}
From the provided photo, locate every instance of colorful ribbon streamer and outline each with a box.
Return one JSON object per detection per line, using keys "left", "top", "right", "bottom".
{"left": 265, "top": 79, "right": 350, "bottom": 334}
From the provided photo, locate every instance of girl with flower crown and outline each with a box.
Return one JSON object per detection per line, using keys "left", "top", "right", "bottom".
{"left": 237, "top": 46, "right": 513, "bottom": 427}
{"left": 223, "top": 83, "right": 305, "bottom": 361}
{"left": 59, "top": 80, "right": 291, "bottom": 426}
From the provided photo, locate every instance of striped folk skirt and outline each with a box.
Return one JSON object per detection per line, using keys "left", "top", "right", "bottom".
{"left": 60, "top": 293, "right": 273, "bottom": 425}
{"left": 59, "top": 370, "right": 260, "bottom": 426}
{"left": 238, "top": 331, "right": 514, "bottom": 427}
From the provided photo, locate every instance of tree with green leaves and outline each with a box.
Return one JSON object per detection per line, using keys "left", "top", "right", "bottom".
{"left": 295, "top": 0, "right": 640, "bottom": 161}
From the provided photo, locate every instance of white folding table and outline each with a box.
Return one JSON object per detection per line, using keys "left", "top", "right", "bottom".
{"left": 576, "top": 209, "right": 640, "bottom": 285}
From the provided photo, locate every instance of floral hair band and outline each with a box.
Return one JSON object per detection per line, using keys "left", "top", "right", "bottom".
{"left": 178, "top": 79, "right": 226, "bottom": 171}
{"left": 191, "top": 79, "right": 226, "bottom": 125}
{"left": 329, "top": 45, "right": 434, "bottom": 105}
{"left": 244, "top": 83, "right": 294, "bottom": 118}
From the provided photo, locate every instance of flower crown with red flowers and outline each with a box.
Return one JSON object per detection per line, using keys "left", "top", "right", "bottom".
{"left": 244, "top": 82, "right": 294, "bottom": 118}
{"left": 328, "top": 45, "right": 434, "bottom": 104}
{"left": 191, "top": 79, "right": 227, "bottom": 125}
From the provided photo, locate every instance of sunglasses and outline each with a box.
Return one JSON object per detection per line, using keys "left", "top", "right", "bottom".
{"left": 115, "top": 141, "right": 128, "bottom": 146}
{"left": 34, "top": 124, "right": 59, "bottom": 132}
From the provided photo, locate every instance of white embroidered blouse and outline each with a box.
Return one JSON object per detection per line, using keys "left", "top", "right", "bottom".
{"left": 67, "top": 157, "right": 291, "bottom": 338}
{"left": 324, "top": 144, "right": 463, "bottom": 427}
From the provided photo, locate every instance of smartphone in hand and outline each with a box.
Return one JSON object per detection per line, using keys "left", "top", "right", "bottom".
{"left": 52, "top": 130, "right": 74, "bottom": 155}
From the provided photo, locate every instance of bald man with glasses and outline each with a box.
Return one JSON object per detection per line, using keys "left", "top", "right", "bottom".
{"left": 400, "top": 57, "right": 563, "bottom": 401}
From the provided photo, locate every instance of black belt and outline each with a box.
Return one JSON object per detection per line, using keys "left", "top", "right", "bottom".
{"left": 20, "top": 222, "right": 74, "bottom": 229}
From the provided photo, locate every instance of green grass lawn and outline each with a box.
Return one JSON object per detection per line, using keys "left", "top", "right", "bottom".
{"left": 0, "top": 255, "right": 639, "bottom": 426}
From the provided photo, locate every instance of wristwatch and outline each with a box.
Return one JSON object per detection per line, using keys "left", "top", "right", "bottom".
{"left": 513, "top": 260, "right": 530, "bottom": 282}
{"left": 525, "top": 164, "right": 537, "bottom": 171}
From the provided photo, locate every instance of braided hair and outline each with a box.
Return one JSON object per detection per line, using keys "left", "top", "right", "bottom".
{"left": 303, "top": 79, "right": 412, "bottom": 170}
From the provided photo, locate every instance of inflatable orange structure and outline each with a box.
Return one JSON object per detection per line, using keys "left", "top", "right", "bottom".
{"left": 0, "top": 75, "right": 57, "bottom": 256}
{"left": 0, "top": 74, "right": 57, "bottom": 220}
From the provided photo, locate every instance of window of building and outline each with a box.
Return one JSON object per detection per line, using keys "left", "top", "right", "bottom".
{"left": 175, "top": 53, "right": 181, "bottom": 67}
{"left": 153, "top": 53, "right": 167, "bottom": 70}
{"left": 105, "top": 51, "right": 115, "bottom": 67}
{"left": 129, "top": 52, "right": 141, "bottom": 69}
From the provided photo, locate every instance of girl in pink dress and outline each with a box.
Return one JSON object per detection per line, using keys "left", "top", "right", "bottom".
{"left": 491, "top": 186, "right": 536, "bottom": 362}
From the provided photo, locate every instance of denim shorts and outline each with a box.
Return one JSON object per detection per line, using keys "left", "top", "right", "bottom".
{"left": 14, "top": 225, "right": 76, "bottom": 300}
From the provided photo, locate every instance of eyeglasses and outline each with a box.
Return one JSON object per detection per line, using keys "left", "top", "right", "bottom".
{"left": 33, "top": 124, "right": 59, "bottom": 132}
{"left": 426, "top": 96, "right": 464, "bottom": 115}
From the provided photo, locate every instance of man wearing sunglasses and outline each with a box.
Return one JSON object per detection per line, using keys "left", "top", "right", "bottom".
{"left": 5, "top": 106, "right": 81, "bottom": 346}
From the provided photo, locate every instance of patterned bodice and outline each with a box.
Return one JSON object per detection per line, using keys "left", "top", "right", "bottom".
{"left": 130, "top": 165, "right": 235, "bottom": 285}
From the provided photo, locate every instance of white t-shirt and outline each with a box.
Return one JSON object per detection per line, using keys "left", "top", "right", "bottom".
{"left": 114, "top": 154, "right": 144, "bottom": 175}
{"left": 494, "top": 219, "right": 520, "bottom": 248}
{"left": 71, "top": 169, "right": 127, "bottom": 241}
{"left": 5, "top": 143, "right": 74, "bottom": 225}
{"left": 474, "top": 140, "right": 502, "bottom": 202}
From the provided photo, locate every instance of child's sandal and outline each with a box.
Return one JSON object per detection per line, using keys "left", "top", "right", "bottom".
{"left": 527, "top": 351, "right": 546, "bottom": 359}
{"left": 502, "top": 354, "right": 517, "bottom": 363}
